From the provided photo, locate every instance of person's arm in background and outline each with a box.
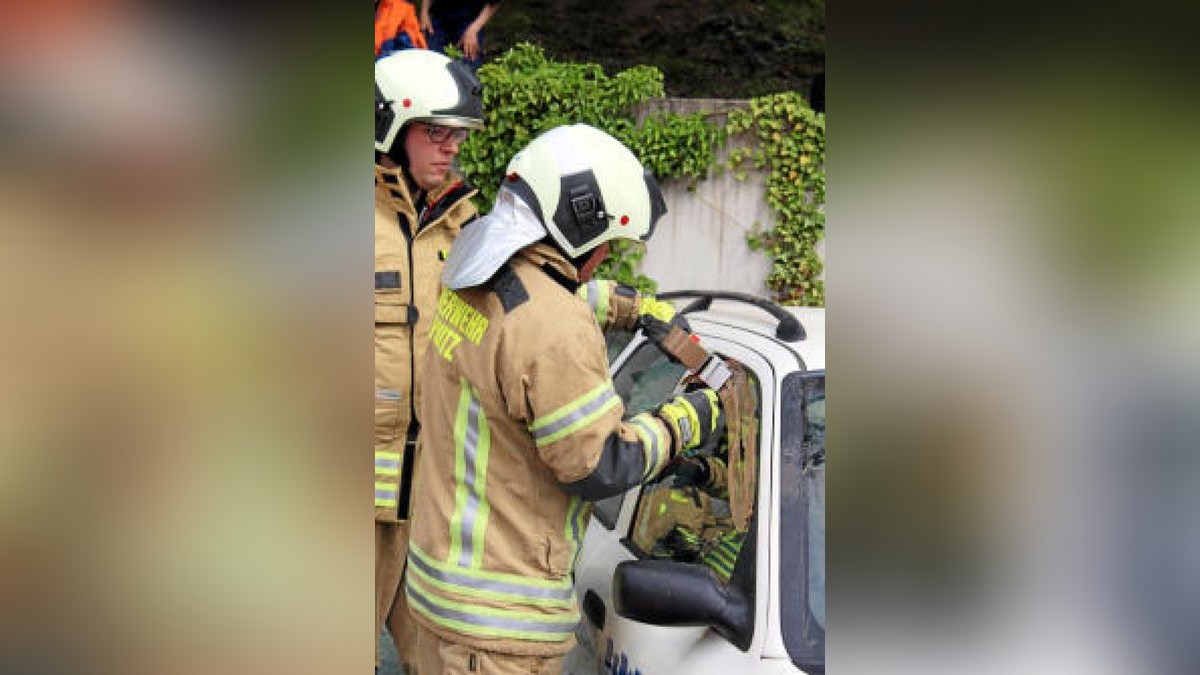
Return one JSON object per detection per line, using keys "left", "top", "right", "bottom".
{"left": 418, "top": 0, "right": 435, "bottom": 37}
{"left": 459, "top": 2, "right": 500, "bottom": 62}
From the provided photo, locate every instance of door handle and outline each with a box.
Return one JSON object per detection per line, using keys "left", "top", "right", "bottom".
{"left": 582, "top": 589, "right": 606, "bottom": 630}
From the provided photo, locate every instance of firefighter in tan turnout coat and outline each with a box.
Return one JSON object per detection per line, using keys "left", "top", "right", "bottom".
{"left": 374, "top": 48, "right": 484, "bottom": 670}
{"left": 406, "top": 124, "right": 725, "bottom": 673}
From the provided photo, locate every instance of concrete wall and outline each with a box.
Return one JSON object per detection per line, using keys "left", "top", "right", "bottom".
{"left": 633, "top": 99, "right": 824, "bottom": 299}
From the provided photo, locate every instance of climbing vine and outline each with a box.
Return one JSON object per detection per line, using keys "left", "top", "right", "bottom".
{"left": 454, "top": 44, "right": 823, "bottom": 304}
{"left": 727, "top": 92, "right": 825, "bottom": 306}
{"left": 456, "top": 43, "right": 723, "bottom": 293}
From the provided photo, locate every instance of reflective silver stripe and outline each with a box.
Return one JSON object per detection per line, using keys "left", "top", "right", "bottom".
{"left": 629, "top": 414, "right": 663, "bottom": 477}
{"left": 375, "top": 488, "right": 395, "bottom": 500}
{"left": 375, "top": 457, "right": 400, "bottom": 472}
{"left": 676, "top": 411, "right": 695, "bottom": 447}
{"left": 458, "top": 392, "right": 484, "bottom": 567}
{"left": 584, "top": 280, "right": 601, "bottom": 313}
{"left": 593, "top": 281, "right": 611, "bottom": 325}
{"left": 407, "top": 577, "right": 577, "bottom": 639}
{"left": 531, "top": 385, "right": 617, "bottom": 444}
{"left": 408, "top": 544, "right": 574, "bottom": 602}
{"left": 376, "top": 388, "right": 402, "bottom": 401}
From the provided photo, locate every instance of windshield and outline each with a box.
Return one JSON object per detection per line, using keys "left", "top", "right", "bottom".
{"left": 780, "top": 371, "right": 824, "bottom": 671}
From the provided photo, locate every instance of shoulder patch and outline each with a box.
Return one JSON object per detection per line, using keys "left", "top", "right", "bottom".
{"left": 487, "top": 264, "right": 529, "bottom": 314}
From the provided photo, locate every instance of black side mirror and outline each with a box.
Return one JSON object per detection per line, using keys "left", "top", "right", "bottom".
{"left": 612, "top": 559, "right": 754, "bottom": 651}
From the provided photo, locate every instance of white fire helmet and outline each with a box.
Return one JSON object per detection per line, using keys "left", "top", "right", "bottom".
{"left": 503, "top": 124, "right": 668, "bottom": 259}
{"left": 375, "top": 49, "right": 484, "bottom": 156}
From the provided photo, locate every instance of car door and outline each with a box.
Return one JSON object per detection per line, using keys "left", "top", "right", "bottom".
{"left": 574, "top": 324, "right": 785, "bottom": 675}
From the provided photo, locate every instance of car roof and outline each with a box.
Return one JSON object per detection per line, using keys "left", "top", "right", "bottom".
{"left": 676, "top": 296, "right": 825, "bottom": 372}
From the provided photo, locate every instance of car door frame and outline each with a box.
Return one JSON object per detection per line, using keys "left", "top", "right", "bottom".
{"left": 574, "top": 317, "right": 802, "bottom": 673}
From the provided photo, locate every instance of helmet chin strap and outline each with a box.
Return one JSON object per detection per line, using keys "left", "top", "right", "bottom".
{"left": 377, "top": 126, "right": 424, "bottom": 202}
{"left": 387, "top": 125, "right": 411, "bottom": 172}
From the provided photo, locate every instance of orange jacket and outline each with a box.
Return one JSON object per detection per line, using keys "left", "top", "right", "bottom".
{"left": 375, "top": 0, "right": 427, "bottom": 55}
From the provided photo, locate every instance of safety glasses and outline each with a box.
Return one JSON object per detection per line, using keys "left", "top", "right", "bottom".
{"left": 421, "top": 124, "right": 470, "bottom": 145}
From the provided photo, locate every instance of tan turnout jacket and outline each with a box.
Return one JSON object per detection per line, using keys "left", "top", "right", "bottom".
{"left": 406, "top": 243, "right": 679, "bottom": 657}
{"left": 375, "top": 164, "right": 478, "bottom": 522}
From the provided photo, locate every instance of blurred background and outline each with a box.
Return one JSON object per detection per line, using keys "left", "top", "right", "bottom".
{"left": 0, "top": 2, "right": 367, "bottom": 673}
{"left": 2, "top": 0, "right": 1199, "bottom": 674}
{"left": 830, "top": 4, "right": 1200, "bottom": 674}
{"left": 484, "top": 0, "right": 824, "bottom": 98}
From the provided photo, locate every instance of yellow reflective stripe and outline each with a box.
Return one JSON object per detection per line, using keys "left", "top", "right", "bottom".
{"left": 577, "top": 281, "right": 612, "bottom": 326}
{"left": 564, "top": 496, "right": 587, "bottom": 570}
{"left": 406, "top": 573, "right": 578, "bottom": 642}
{"left": 375, "top": 481, "right": 399, "bottom": 507}
{"left": 629, "top": 413, "right": 670, "bottom": 478}
{"left": 680, "top": 398, "right": 702, "bottom": 446}
{"left": 700, "top": 389, "right": 719, "bottom": 434}
{"left": 594, "top": 281, "right": 610, "bottom": 325}
{"left": 410, "top": 541, "right": 573, "bottom": 596}
{"left": 701, "top": 535, "right": 743, "bottom": 581}
{"left": 531, "top": 381, "right": 610, "bottom": 431}
{"left": 708, "top": 545, "right": 738, "bottom": 567}
{"left": 375, "top": 450, "right": 402, "bottom": 476}
{"left": 705, "top": 555, "right": 734, "bottom": 581}
{"left": 530, "top": 381, "right": 619, "bottom": 447}
{"left": 407, "top": 550, "right": 573, "bottom": 608}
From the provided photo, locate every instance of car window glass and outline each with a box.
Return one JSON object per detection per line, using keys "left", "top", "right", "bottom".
{"left": 623, "top": 359, "right": 761, "bottom": 598}
{"left": 805, "top": 384, "right": 825, "bottom": 628}
{"left": 780, "top": 371, "right": 824, "bottom": 670}
{"left": 605, "top": 329, "right": 635, "bottom": 364}
{"left": 591, "top": 340, "right": 687, "bottom": 530}
{"left": 611, "top": 341, "right": 688, "bottom": 416}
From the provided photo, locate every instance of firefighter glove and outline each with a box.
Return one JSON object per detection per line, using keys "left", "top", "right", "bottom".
{"left": 657, "top": 388, "right": 723, "bottom": 452}
{"left": 638, "top": 295, "right": 676, "bottom": 324}
{"left": 640, "top": 314, "right": 693, "bottom": 364}
{"left": 661, "top": 456, "right": 711, "bottom": 487}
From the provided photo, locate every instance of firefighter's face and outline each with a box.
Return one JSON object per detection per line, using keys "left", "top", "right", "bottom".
{"left": 404, "top": 122, "right": 467, "bottom": 191}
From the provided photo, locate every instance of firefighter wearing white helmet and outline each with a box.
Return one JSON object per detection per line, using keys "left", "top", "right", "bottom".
{"left": 404, "top": 124, "right": 725, "bottom": 672}
{"left": 375, "top": 48, "right": 484, "bottom": 157}
{"left": 373, "top": 48, "right": 484, "bottom": 673}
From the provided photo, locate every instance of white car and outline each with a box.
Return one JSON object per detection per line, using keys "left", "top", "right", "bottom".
{"left": 573, "top": 291, "right": 825, "bottom": 675}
